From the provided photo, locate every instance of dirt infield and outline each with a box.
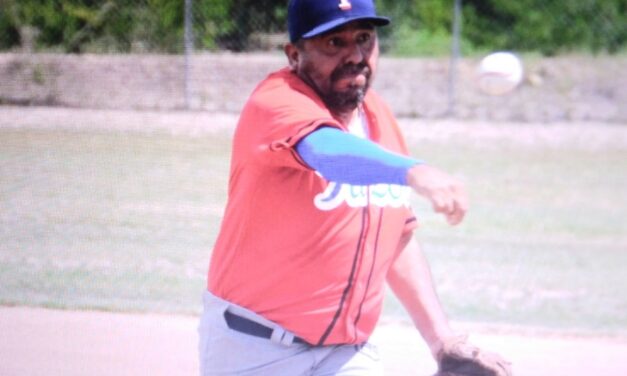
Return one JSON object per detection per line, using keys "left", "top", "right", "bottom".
{"left": 1, "top": 306, "right": 626, "bottom": 376}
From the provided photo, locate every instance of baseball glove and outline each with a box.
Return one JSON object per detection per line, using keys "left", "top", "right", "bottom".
{"left": 433, "top": 335, "right": 512, "bottom": 376}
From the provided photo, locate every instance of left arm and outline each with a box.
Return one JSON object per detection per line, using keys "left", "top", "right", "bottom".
{"left": 388, "top": 233, "right": 513, "bottom": 376}
{"left": 386, "top": 231, "right": 456, "bottom": 359}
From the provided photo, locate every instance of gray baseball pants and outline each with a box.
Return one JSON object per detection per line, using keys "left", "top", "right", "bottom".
{"left": 198, "top": 290, "right": 384, "bottom": 375}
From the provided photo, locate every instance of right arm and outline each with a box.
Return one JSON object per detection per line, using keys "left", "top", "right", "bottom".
{"left": 296, "top": 127, "right": 467, "bottom": 224}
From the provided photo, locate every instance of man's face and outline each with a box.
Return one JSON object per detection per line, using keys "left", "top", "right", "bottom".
{"left": 286, "top": 21, "right": 380, "bottom": 114}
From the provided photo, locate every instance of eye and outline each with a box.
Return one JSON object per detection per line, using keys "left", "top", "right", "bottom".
{"left": 328, "top": 37, "right": 343, "bottom": 48}
{"left": 356, "top": 32, "right": 372, "bottom": 45}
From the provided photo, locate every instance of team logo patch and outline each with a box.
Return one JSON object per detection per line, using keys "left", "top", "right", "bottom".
{"left": 339, "top": 0, "right": 352, "bottom": 11}
{"left": 314, "top": 182, "right": 411, "bottom": 211}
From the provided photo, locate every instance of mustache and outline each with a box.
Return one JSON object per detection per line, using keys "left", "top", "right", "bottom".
{"left": 331, "top": 63, "right": 370, "bottom": 82}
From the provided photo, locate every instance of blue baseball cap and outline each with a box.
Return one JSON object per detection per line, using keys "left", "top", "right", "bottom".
{"left": 288, "top": 0, "right": 390, "bottom": 43}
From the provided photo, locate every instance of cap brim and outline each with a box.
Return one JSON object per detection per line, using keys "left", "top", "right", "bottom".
{"left": 301, "top": 16, "right": 390, "bottom": 40}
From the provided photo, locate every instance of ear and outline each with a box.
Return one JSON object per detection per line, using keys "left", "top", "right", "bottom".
{"left": 284, "top": 43, "right": 300, "bottom": 71}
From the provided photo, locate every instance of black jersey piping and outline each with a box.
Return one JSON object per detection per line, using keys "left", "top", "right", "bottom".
{"left": 317, "top": 207, "right": 368, "bottom": 346}
{"left": 405, "top": 216, "right": 417, "bottom": 226}
{"left": 353, "top": 208, "right": 384, "bottom": 328}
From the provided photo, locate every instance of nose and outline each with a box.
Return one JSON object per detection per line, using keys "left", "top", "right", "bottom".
{"left": 344, "top": 42, "right": 366, "bottom": 65}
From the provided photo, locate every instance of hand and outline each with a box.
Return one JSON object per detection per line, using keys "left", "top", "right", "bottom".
{"left": 434, "top": 335, "right": 513, "bottom": 376}
{"left": 407, "top": 164, "right": 468, "bottom": 225}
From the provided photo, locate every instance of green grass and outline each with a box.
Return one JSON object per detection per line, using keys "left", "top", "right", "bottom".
{"left": 0, "top": 128, "right": 230, "bottom": 313}
{"left": 1, "top": 126, "right": 626, "bottom": 337}
{"left": 384, "top": 138, "right": 627, "bottom": 336}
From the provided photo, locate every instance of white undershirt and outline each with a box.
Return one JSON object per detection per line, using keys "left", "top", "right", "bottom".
{"left": 347, "top": 108, "right": 369, "bottom": 140}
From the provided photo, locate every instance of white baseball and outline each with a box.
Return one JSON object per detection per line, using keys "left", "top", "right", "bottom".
{"left": 476, "top": 51, "right": 524, "bottom": 96}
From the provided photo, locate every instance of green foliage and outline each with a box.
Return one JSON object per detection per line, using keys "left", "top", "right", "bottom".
{"left": 461, "top": 0, "right": 627, "bottom": 55}
{"left": 0, "top": 0, "right": 625, "bottom": 54}
{"left": 0, "top": 0, "right": 188, "bottom": 53}
{"left": 194, "top": 0, "right": 232, "bottom": 50}
{"left": 373, "top": 0, "right": 447, "bottom": 54}
{"left": 378, "top": 0, "right": 627, "bottom": 56}
{"left": 377, "top": 0, "right": 479, "bottom": 56}
{"left": 388, "top": 25, "right": 463, "bottom": 57}
{"left": 210, "top": 0, "right": 288, "bottom": 51}
{"left": 0, "top": 1, "right": 20, "bottom": 48}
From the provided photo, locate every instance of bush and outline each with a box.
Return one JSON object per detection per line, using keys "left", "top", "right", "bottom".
{"left": 379, "top": 0, "right": 626, "bottom": 56}
{"left": 0, "top": 0, "right": 624, "bottom": 55}
{"left": 387, "top": 24, "right": 480, "bottom": 57}
{"left": 461, "top": 0, "right": 627, "bottom": 55}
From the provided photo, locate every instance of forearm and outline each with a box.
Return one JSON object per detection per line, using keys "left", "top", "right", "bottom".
{"left": 386, "top": 233, "right": 455, "bottom": 358}
{"left": 296, "top": 128, "right": 468, "bottom": 226}
{"left": 296, "top": 126, "right": 422, "bottom": 185}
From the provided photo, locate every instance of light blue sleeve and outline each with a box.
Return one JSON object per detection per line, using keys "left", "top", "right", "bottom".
{"left": 295, "top": 127, "right": 423, "bottom": 186}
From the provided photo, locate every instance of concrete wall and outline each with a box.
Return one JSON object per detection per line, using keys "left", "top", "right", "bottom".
{"left": 1, "top": 52, "right": 625, "bottom": 123}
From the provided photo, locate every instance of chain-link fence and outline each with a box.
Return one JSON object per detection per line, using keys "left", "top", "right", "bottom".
{"left": 0, "top": 0, "right": 625, "bottom": 122}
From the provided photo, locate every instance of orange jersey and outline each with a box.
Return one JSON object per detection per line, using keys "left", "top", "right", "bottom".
{"left": 208, "top": 67, "right": 417, "bottom": 345}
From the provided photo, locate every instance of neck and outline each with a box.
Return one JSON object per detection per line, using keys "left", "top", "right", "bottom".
{"left": 333, "top": 107, "right": 361, "bottom": 126}
{"left": 293, "top": 71, "right": 365, "bottom": 127}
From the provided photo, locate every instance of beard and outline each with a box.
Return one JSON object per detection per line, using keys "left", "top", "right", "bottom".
{"left": 324, "top": 63, "right": 371, "bottom": 112}
{"left": 301, "top": 62, "right": 372, "bottom": 114}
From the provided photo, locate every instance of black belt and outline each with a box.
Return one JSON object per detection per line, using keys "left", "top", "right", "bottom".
{"left": 223, "top": 310, "right": 307, "bottom": 345}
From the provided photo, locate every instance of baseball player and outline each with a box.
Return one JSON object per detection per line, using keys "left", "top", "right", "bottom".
{"left": 199, "top": 0, "right": 512, "bottom": 375}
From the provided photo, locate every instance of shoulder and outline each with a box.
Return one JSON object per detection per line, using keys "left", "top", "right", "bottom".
{"left": 363, "top": 89, "right": 399, "bottom": 131}
{"left": 250, "top": 68, "right": 324, "bottom": 110}
{"left": 364, "top": 89, "right": 395, "bottom": 118}
{"left": 240, "top": 68, "right": 336, "bottom": 128}
{"left": 363, "top": 89, "right": 410, "bottom": 153}
{"left": 236, "top": 68, "right": 340, "bottom": 139}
